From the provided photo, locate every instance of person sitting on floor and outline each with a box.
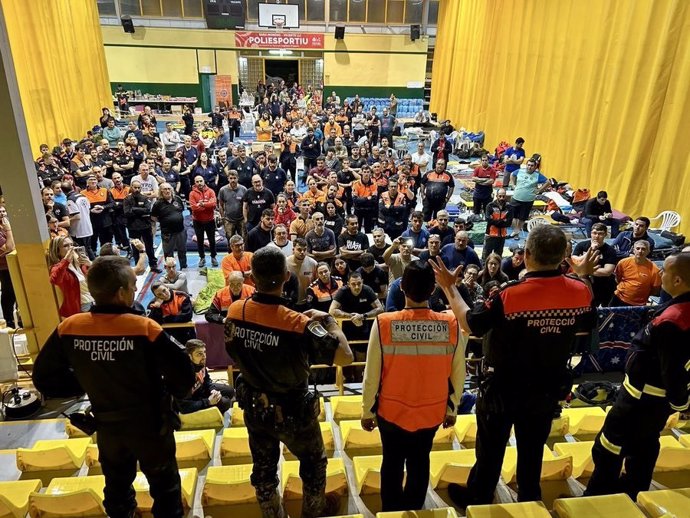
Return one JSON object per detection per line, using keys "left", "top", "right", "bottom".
{"left": 176, "top": 339, "right": 235, "bottom": 415}
{"left": 205, "top": 271, "right": 255, "bottom": 325}
{"left": 148, "top": 281, "right": 195, "bottom": 342}
{"left": 159, "top": 256, "right": 189, "bottom": 294}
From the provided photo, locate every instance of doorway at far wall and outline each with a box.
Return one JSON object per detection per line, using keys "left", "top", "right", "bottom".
{"left": 265, "top": 59, "right": 299, "bottom": 90}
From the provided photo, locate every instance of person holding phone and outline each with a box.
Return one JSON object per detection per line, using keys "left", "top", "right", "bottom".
{"left": 47, "top": 235, "right": 93, "bottom": 318}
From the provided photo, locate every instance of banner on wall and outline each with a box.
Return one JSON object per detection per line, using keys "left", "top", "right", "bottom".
{"left": 234, "top": 32, "right": 325, "bottom": 49}
{"left": 215, "top": 75, "right": 233, "bottom": 108}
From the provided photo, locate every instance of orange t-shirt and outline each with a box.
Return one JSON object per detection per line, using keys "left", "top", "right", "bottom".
{"left": 614, "top": 257, "right": 661, "bottom": 306}
{"left": 221, "top": 252, "right": 254, "bottom": 286}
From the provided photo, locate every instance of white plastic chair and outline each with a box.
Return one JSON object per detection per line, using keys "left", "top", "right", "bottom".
{"left": 526, "top": 217, "right": 549, "bottom": 232}
{"left": 649, "top": 211, "right": 681, "bottom": 232}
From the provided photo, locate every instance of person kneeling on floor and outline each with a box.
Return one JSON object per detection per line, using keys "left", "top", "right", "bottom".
{"left": 177, "top": 339, "right": 235, "bottom": 414}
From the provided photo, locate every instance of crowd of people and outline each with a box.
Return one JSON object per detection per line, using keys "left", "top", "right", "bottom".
{"left": 9, "top": 81, "right": 690, "bottom": 518}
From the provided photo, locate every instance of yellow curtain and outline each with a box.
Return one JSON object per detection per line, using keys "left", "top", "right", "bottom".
{"left": 432, "top": 0, "right": 690, "bottom": 236}
{"left": 1, "top": 0, "right": 113, "bottom": 153}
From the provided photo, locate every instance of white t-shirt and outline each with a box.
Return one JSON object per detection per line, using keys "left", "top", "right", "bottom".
{"left": 412, "top": 151, "right": 432, "bottom": 174}
{"left": 287, "top": 256, "right": 317, "bottom": 303}
{"left": 67, "top": 194, "right": 93, "bottom": 239}
{"left": 267, "top": 240, "right": 293, "bottom": 258}
{"left": 131, "top": 174, "right": 159, "bottom": 196}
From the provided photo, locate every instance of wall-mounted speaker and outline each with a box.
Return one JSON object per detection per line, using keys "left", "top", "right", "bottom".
{"left": 334, "top": 26, "right": 345, "bottom": 40}
{"left": 121, "top": 15, "right": 135, "bottom": 34}
{"left": 410, "top": 24, "right": 421, "bottom": 41}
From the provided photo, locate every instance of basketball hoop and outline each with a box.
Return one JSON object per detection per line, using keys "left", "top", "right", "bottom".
{"left": 272, "top": 14, "right": 286, "bottom": 30}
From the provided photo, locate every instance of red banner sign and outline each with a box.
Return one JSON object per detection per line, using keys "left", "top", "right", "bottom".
{"left": 234, "top": 32, "right": 325, "bottom": 49}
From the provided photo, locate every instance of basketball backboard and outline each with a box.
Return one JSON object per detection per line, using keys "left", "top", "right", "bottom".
{"left": 258, "top": 2, "right": 300, "bottom": 29}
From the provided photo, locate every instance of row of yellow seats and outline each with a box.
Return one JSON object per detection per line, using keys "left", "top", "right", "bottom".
{"left": 0, "top": 469, "right": 196, "bottom": 518}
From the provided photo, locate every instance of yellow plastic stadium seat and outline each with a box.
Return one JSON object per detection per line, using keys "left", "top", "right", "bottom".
{"left": 665, "top": 412, "right": 680, "bottom": 430}
{"left": 377, "top": 508, "right": 459, "bottom": 518}
{"left": 174, "top": 429, "right": 215, "bottom": 463}
{"left": 466, "top": 501, "right": 551, "bottom": 518}
{"left": 221, "top": 427, "right": 252, "bottom": 464}
{"left": 432, "top": 426, "right": 456, "bottom": 449}
{"left": 16, "top": 437, "right": 91, "bottom": 472}
{"left": 85, "top": 444, "right": 100, "bottom": 468}
{"left": 325, "top": 516, "right": 364, "bottom": 518}
{"left": 29, "top": 475, "right": 106, "bottom": 517}
{"left": 430, "top": 449, "right": 476, "bottom": 488}
{"left": 282, "top": 458, "right": 348, "bottom": 499}
{"left": 330, "top": 395, "right": 363, "bottom": 421}
{"left": 549, "top": 415, "right": 570, "bottom": 437}
{"left": 0, "top": 480, "right": 41, "bottom": 518}
{"left": 637, "top": 488, "right": 690, "bottom": 518}
{"left": 553, "top": 441, "right": 595, "bottom": 479}
{"left": 64, "top": 421, "right": 92, "bottom": 439}
{"left": 679, "top": 434, "right": 690, "bottom": 448}
{"left": 501, "top": 446, "right": 554, "bottom": 484}
{"left": 353, "top": 455, "right": 384, "bottom": 495}
{"left": 230, "top": 402, "right": 245, "bottom": 427}
{"left": 453, "top": 414, "right": 478, "bottom": 445}
{"left": 284, "top": 422, "right": 334, "bottom": 459}
{"left": 202, "top": 464, "right": 256, "bottom": 506}
{"left": 133, "top": 468, "right": 197, "bottom": 511}
{"left": 179, "top": 406, "right": 224, "bottom": 430}
{"left": 553, "top": 493, "right": 645, "bottom": 517}
{"left": 561, "top": 407, "right": 606, "bottom": 437}
{"left": 655, "top": 436, "right": 690, "bottom": 471}
{"left": 340, "top": 420, "right": 382, "bottom": 452}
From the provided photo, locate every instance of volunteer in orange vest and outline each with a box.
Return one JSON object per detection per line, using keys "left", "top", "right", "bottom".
{"left": 82, "top": 174, "right": 114, "bottom": 252}
{"left": 361, "top": 260, "right": 466, "bottom": 512}
{"left": 205, "top": 271, "right": 255, "bottom": 325}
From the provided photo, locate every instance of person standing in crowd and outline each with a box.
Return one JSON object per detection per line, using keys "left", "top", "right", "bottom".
{"left": 429, "top": 209, "right": 454, "bottom": 244}
{"left": 109, "top": 173, "right": 130, "bottom": 252}
{"left": 574, "top": 222, "right": 618, "bottom": 306}
{"left": 287, "top": 238, "right": 318, "bottom": 311}
{"left": 47, "top": 236, "right": 94, "bottom": 318}
{"left": 352, "top": 166, "right": 378, "bottom": 233}
{"left": 82, "top": 175, "right": 114, "bottom": 252}
{"left": 508, "top": 158, "right": 547, "bottom": 238}
{"left": 483, "top": 189, "right": 512, "bottom": 260}
{"left": 439, "top": 231, "right": 481, "bottom": 271}
{"left": 305, "top": 212, "right": 337, "bottom": 262}
{"left": 430, "top": 132, "right": 452, "bottom": 167}
{"left": 420, "top": 159, "right": 454, "bottom": 222}
{"left": 246, "top": 209, "right": 275, "bottom": 253}
{"left": 306, "top": 262, "right": 343, "bottom": 312}
{"left": 189, "top": 176, "right": 218, "bottom": 268}
{"left": 63, "top": 181, "right": 95, "bottom": 260}
{"left": 266, "top": 224, "right": 293, "bottom": 257}
{"left": 243, "top": 175, "right": 275, "bottom": 232}
{"left": 229, "top": 144, "right": 260, "bottom": 189}
{"left": 338, "top": 215, "right": 369, "bottom": 269}
{"left": 262, "top": 155, "right": 288, "bottom": 196}
{"left": 401, "top": 211, "right": 431, "bottom": 256}
{"left": 384, "top": 237, "right": 419, "bottom": 285}
{"left": 151, "top": 183, "right": 187, "bottom": 269}
{"left": 612, "top": 216, "right": 655, "bottom": 259}
{"left": 471, "top": 154, "right": 497, "bottom": 218}
{"left": 33, "top": 256, "right": 195, "bottom": 518}
{"left": 218, "top": 170, "right": 248, "bottom": 241}
{"left": 124, "top": 180, "right": 160, "bottom": 273}
{"left": 161, "top": 122, "right": 182, "bottom": 158}
{"left": 225, "top": 247, "right": 353, "bottom": 518}
{"left": 301, "top": 127, "right": 322, "bottom": 176}
{"left": 586, "top": 252, "right": 690, "bottom": 499}
{"left": 221, "top": 234, "right": 254, "bottom": 286}
{"left": 361, "top": 260, "right": 466, "bottom": 512}
{"left": 431, "top": 225, "right": 599, "bottom": 508}
{"left": 611, "top": 240, "right": 661, "bottom": 306}
{"left": 377, "top": 177, "right": 410, "bottom": 240}
{"left": 502, "top": 137, "right": 526, "bottom": 188}
{"left": 0, "top": 207, "right": 17, "bottom": 328}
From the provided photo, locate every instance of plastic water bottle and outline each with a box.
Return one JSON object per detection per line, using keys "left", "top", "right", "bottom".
{"left": 13, "top": 333, "right": 28, "bottom": 356}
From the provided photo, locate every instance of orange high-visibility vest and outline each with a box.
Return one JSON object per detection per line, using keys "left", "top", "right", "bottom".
{"left": 376, "top": 308, "right": 458, "bottom": 432}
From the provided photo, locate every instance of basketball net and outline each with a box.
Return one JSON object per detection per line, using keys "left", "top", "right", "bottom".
{"left": 274, "top": 19, "right": 285, "bottom": 30}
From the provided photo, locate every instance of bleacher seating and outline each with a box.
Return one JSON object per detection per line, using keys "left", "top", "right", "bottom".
{"left": 178, "top": 406, "right": 224, "bottom": 430}
{"left": 637, "top": 488, "right": 690, "bottom": 517}
{"left": 466, "top": 501, "right": 551, "bottom": 517}
{"left": 344, "top": 97, "right": 424, "bottom": 118}
{"left": 282, "top": 457, "right": 348, "bottom": 499}
{"left": 553, "top": 493, "right": 645, "bottom": 517}
{"left": 133, "top": 467, "right": 197, "bottom": 511}
{"left": 202, "top": 464, "right": 255, "bottom": 506}
{"left": 0, "top": 479, "right": 41, "bottom": 518}
{"left": 16, "top": 438, "right": 91, "bottom": 473}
